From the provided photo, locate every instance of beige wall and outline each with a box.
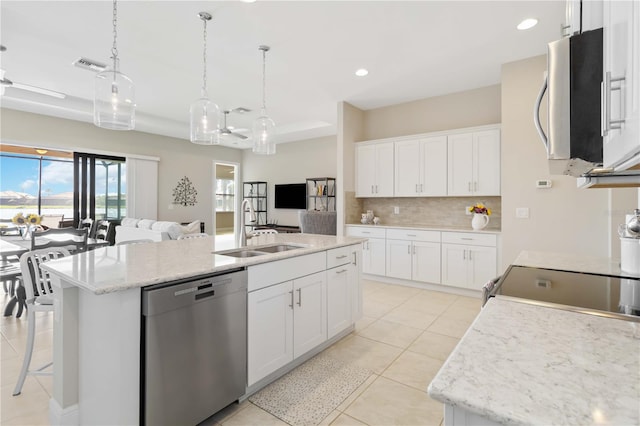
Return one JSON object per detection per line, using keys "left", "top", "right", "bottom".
{"left": 338, "top": 102, "right": 366, "bottom": 233}
{"left": 0, "top": 108, "right": 242, "bottom": 233}
{"left": 363, "top": 85, "right": 501, "bottom": 140}
{"left": 241, "top": 136, "right": 336, "bottom": 227}
{"left": 500, "top": 55, "right": 637, "bottom": 270}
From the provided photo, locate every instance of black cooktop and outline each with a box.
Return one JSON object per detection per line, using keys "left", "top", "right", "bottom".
{"left": 491, "top": 265, "right": 640, "bottom": 321}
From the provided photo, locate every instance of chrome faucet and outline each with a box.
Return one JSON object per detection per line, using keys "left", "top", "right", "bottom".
{"left": 238, "top": 198, "right": 257, "bottom": 247}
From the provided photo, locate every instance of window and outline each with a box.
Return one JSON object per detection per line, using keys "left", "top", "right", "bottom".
{"left": 0, "top": 149, "right": 74, "bottom": 221}
{"left": 74, "top": 152, "right": 126, "bottom": 223}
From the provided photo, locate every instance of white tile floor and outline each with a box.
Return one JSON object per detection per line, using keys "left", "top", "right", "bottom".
{"left": 0, "top": 279, "right": 482, "bottom": 426}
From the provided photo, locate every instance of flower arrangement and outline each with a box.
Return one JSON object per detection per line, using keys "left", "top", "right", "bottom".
{"left": 12, "top": 212, "right": 42, "bottom": 226}
{"left": 469, "top": 203, "right": 491, "bottom": 216}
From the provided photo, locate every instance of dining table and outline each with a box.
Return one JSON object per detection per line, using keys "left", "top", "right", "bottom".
{"left": 1, "top": 234, "right": 110, "bottom": 317}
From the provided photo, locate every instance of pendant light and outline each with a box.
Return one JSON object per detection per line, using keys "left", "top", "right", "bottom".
{"left": 190, "top": 12, "right": 220, "bottom": 145}
{"left": 94, "top": 0, "right": 135, "bottom": 130}
{"left": 252, "top": 45, "right": 276, "bottom": 155}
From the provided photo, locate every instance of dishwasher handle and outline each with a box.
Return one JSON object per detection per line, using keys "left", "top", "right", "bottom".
{"left": 143, "top": 269, "right": 247, "bottom": 316}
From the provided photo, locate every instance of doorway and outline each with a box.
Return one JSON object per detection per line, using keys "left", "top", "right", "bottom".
{"left": 214, "top": 162, "right": 239, "bottom": 250}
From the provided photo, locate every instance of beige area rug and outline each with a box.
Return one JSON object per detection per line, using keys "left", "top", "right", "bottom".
{"left": 249, "top": 352, "right": 372, "bottom": 426}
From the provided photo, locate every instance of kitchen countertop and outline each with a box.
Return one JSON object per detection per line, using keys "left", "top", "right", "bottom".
{"left": 514, "top": 250, "right": 640, "bottom": 279}
{"left": 428, "top": 297, "right": 640, "bottom": 425}
{"left": 41, "top": 233, "right": 364, "bottom": 295}
{"left": 346, "top": 223, "right": 501, "bottom": 234}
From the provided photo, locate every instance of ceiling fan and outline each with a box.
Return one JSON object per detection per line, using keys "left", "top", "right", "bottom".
{"left": 0, "top": 46, "right": 66, "bottom": 99}
{"left": 217, "top": 108, "right": 251, "bottom": 140}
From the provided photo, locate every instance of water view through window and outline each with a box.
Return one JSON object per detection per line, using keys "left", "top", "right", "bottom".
{"left": 0, "top": 149, "right": 127, "bottom": 222}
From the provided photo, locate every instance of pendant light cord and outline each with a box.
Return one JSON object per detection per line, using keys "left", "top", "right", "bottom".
{"left": 202, "top": 17, "right": 208, "bottom": 94}
{"left": 111, "top": 0, "right": 119, "bottom": 71}
{"left": 260, "top": 46, "right": 269, "bottom": 111}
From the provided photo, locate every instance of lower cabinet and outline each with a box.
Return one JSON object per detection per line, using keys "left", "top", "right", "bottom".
{"left": 346, "top": 226, "right": 386, "bottom": 276}
{"left": 247, "top": 271, "right": 327, "bottom": 386}
{"left": 327, "top": 262, "right": 355, "bottom": 339}
{"left": 385, "top": 229, "right": 441, "bottom": 284}
{"left": 441, "top": 232, "right": 497, "bottom": 290}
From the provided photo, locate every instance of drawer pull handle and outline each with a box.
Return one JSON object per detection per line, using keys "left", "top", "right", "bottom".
{"left": 461, "top": 238, "right": 473, "bottom": 240}
{"left": 297, "top": 288, "right": 302, "bottom": 307}
{"left": 406, "top": 234, "right": 417, "bottom": 237}
{"left": 289, "top": 290, "right": 294, "bottom": 309}
{"left": 362, "top": 231, "right": 370, "bottom": 234}
{"left": 336, "top": 255, "right": 348, "bottom": 259}
{"left": 336, "top": 269, "right": 348, "bottom": 274}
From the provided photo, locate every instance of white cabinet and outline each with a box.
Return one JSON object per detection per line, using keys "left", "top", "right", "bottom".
{"left": 346, "top": 226, "right": 386, "bottom": 276}
{"left": 564, "top": 0, "right": 602, "bottom": 36}
{"left": 248, "top": 271, "right": 327, "bottom": 386}
{"left": 602, "top": 0, "right": 640, "bottom": 171}
{"left": 327, "top": 245, "right": 361, "bottom": 339}
{"left": 447, "top": 130, "right": 500, "bottom": 196}
{"left": 386, "top": 229, "right": 441, "bottom": 284}
{"left": 394, "top": 136, "right": 447, "bottom": 197}
{"left": 441, "top": 232, "right": 497, "bottom": 291}
{"left": 356, "top": 142, "right": 394, "bottom": 197}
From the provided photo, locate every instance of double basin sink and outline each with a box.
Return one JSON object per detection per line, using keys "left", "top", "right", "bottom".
{"left": 216, "top": 244, "right": 307, "bottom": 258}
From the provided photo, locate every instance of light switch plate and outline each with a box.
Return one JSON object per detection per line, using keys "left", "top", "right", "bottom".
{"left": 516, "top": 207, "right": 529, "bottom": 219}
{"left": 393, "top": 206, "right": 400, "bottom": 215}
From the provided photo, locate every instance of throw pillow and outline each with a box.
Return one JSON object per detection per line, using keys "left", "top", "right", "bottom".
{"left": 181, "top": 220, "right": 201, "bottom": 234}
{"left": 121, "top": 217, "right": 140, "bottom": 228}
{"left": 151, "top": 221, "right": 183, "bottom": 240}
{"left": 138, "top": 219, "right": 156, "bottom": 230}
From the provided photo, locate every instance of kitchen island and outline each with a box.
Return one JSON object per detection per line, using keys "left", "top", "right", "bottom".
{"left": 428, "top": 251, "right": 640, "bottom": 425}
{"left": 41, "top": 233, "right": 365, "bottom": 425}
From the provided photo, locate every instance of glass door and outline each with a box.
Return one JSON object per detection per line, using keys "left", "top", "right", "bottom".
{"left": 214, "top": 163, "right": 238, "bottom": 250}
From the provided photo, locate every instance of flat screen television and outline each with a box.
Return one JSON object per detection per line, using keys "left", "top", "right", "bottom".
{"left": 274, "top": 183, "right": 307, "bottom": 209}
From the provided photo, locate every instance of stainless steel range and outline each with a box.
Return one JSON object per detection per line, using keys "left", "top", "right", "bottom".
{"left": 483, "top": 265, "right": 640, "bottom": 322}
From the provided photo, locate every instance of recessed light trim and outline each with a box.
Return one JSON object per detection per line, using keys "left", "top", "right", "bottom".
{"left": 355, "top": 68, "right": 369, "bottom": 77}
{"left": 517, "top": 18, "right": 538, "bottom": 30}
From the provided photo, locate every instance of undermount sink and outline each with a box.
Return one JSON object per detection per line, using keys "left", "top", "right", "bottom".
{"left": 215, "top": 244, "right": 306, "bottom": 259}
{"left": 216, "top": 249, "right": 266, "bottom": 258}
{"left": 254, "top": 244, "right": 306, "bottom": 253}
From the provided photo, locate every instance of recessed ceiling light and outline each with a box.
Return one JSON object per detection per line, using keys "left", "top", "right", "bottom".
{"left": 355, "top": 68, "right": 369, "bottom": 77}
{"left": 517, "top": 18, "right": 538, "bottom": 30}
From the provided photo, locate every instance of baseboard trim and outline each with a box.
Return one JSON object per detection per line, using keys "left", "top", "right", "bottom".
{"left": 361, "top": 274, "right": 481, "bottom": 298}
{"left": 49, "top": 399, "right": 79, "bottom": 426}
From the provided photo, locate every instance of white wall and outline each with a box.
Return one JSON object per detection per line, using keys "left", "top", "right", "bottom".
{"left": 0, "top": 108, "right": 242, "bottom": 233}
{"left": 500, "top": 55, "right": 638, "bottom": 270}
{"left": 242, "top": 136, "right": 337, "bottom": 227}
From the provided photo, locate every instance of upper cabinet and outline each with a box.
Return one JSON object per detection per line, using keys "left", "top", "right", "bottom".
{"left": 447, "top": 129, "right": 501, "bottom": 196}
{"left": 356, "top": 125, "right": 500, "bottom": 198}
{"left": 564, "top": 0, "right": 603, "bottom": 36}
{"left": 394, "top": 136, "right": 447, "bottom": 197}
{"left": 602, "top": 0, "right": 640, "bottom": 170}
{"left": 355, "top": 142, "right": 394, "bottom": 197}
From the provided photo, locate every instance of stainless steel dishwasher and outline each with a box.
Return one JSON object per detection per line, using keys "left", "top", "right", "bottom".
{"left": 141, "top": 269, "right": 247, "bottom": 426}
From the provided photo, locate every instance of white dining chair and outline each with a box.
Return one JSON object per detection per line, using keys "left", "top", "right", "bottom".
{"left": 176, "top": 233, "right": 209, "bottom": 240}
{"left": 250, "top": 229, "right": 278, "bottom": 236}
{"left": 13, "top": 247, "right": 71, "bottom": 396}
{"left": 115, "top": 239, "right": 154, "bottom": 245}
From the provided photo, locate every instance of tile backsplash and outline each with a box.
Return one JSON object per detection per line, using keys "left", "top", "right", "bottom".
{"left": 346, "top": 195, "right": 501, "bottom": 230}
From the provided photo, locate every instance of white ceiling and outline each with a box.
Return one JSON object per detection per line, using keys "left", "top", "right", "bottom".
{"left": 0, "top": 1, "right": 565, "bottom": 149}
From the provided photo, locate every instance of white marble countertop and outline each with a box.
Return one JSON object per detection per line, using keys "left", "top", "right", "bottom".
{"left": 346, "top": 223, "right": 501, "bottom": 234}
{"left": 40, "top": 233, "right": 364, "bottom": 295}
{"left": 428, "top": 298, "right": 640, "bottom": 425}
{"left": 514, "top": 250, "right": 640, "bottom": 279}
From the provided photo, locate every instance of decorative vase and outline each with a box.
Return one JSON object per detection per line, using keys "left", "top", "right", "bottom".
{"left": 18, "top": 225, "right": 32, "bottom": 240}
{"left": 471, "top": 213, "right": 489, "bottom": 230}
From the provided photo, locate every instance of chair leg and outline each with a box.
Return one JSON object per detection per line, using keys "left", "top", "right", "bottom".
{"left": 13, "top": 307, "right": 36, "bottom": 396}
{"left": 15, "top": 285, "right": 26, "bottom": 318}
{"left": 2, "top": 279, "right": 7, "bottom": 294}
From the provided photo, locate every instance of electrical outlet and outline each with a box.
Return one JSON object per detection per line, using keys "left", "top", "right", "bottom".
{"left": 516, "top": 207, "right": 530, "bottom": 219}
{"left": 465, "top": 206, "right": 472, "bottom": 215}
{"left": 393, "top": 206, "right": 400, "bottom": 215}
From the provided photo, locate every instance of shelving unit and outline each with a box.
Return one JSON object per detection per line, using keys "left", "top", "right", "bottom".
{"left": 306, "top": 177, "right": 336, "bottom": 212}
{"left": 243, "top": 181, "right": 267, "bottom": 232}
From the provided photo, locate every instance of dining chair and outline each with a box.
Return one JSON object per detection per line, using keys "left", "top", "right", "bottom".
{"left": 94, "top": 220, "right": 111, "bottom": 242}
{"left": 251, "top": 229, "right": 279, "bottom": 236}
{"left": 78, "top": 218, "right": 94, "bottom": 237}
{"left": 13, "top": 247, "right": 71, "bottom": 396}
{"left": 30, "top": 227, "right": 88, "bottom": 253}
{"left": 176, "top": 233, "right": 209, "bottom": 240}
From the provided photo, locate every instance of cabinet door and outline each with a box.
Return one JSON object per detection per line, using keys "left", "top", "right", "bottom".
{"left": 467, "top": 246, "right": 497, "bottom": 291}
{"left": 441, "top": 244, "right": 468, "bottom": 288}
{"left": 473, "top": 130, "right": 501, "bottom": 196}
{"left": 365, "top": 238, "right": 387, "bottom": 276}
{"left": 327, "top": 266, "right": 352, "bottom": 339}
{"left": 293, "top": 272, "right": 327, "bottom": 358}
{"left": 386, "top": 239, "right": 412, "bottom": 280}
{"left": 603, "top": 0, "right": 640, "bottom": 169}
{"left": 247, "top": 281, "right": 293, "bottom": 386}
{"left": 351, "top": 248, "right": 363, "bottom": 323}
{"left": 356, "top": 145, "right": 376, "bottom": 197}
{"left": 420, "top": 136, "right": 448, "bottom": 196}
{"left": 412, "top": 241, "right": 441, "bottom": 284}
{"left": 375, "top": 143, "right": 395, "bottom": 197}
{"left": 395, "top": 140, "right": 421, "bottom": 196}
{"left": 447, "top": 133, "right": 474, "bottom": 196}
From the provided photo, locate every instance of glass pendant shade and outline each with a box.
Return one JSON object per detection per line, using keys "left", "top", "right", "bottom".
{"left": 94, "top": 69, "right": 135, "bottom": 130}
{"left": 252, "top": 109, "right": 276, "bottom": 155}
{"left": 190, "top": 90, "right": 221, "bottom": 145}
